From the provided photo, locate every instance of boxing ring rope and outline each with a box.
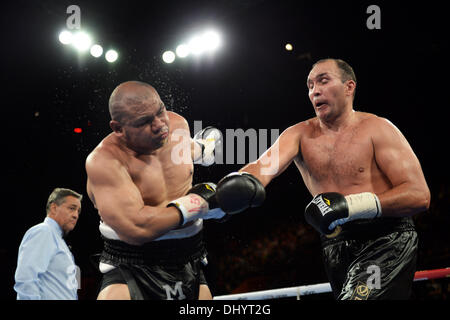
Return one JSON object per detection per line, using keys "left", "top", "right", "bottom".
{"left": 214, "top": 267, "right": 450, "bottom": 300}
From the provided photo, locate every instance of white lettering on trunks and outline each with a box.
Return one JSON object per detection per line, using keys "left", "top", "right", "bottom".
{"left": 162, "top": 281, "right": 186, "bottom": 300}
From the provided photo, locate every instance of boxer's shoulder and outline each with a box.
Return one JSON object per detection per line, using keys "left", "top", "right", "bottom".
{"left": 355, "top": 111, "right": 387, "bottom": 125}
{"left": 86, "top": 135, "right": 127, "bottom": 172}
{"left": 354, "top": 112, "right": 397, "bottom": 135}
{"left": 167, "top": 111, "right": 189, "bottom": 130}
{"left": 283, "top": 117, "right": 317, "bottom": 139}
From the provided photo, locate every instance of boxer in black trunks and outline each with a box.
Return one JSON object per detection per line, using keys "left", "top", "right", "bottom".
{"left": 86, "top": 81, "right": 264, "bottom": 299}
{"left": 240, "top": 58, "right": 430, "bottom": 299}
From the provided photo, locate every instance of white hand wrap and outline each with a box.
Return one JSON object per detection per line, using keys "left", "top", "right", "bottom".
{"left": 345, "top": 192, "right": 382, "bottom": 220}
{"left": 328, "top": 192, "right": 382, "bottom": 231}
{"left": 168, "top": 194, "right": 209, "bottom": 225}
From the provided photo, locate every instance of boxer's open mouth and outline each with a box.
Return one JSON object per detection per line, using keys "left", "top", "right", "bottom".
{"left": 315, "top": 101, "right": 328, "bottom": 109}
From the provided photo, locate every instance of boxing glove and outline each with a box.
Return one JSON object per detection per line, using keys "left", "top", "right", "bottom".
{"left": 304, "top": 192, "right": 382, "bottom": 235}
{"left": 193, "top": 126, "right": 222, "bottom": 166}
{"left": 215, "top": 172, "right": 266, "bottom": 214}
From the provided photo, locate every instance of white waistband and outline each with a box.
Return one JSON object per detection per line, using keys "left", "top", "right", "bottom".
{"left": 99, "top": 219, "right": 203, "bottom": 241}
{"left": 98, "top": 220, "right": 204, "bottom": 274}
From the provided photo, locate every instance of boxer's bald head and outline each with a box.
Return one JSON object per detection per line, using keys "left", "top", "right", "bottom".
{"left": 108, "top": 81, "right": 170, "bottom": 154}
{"left": 109, "top": 81, "right": 161, "bottom": 124}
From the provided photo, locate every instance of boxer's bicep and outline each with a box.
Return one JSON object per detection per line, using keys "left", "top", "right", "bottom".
{"left": 86, "top": 155, "right": 145, "bottom": 240}
{"left": 372, "top": 118, "right": 430, "bottom": 215}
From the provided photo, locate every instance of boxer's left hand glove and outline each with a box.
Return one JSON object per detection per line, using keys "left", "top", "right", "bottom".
{"left": 167, "top": 183, "right": 229, "bottom": 225}
{"left": 215, "top": 172, "right": 266, "bottom": 214}
{"left": 304, "top": 192, "right": 382, "bottom": 235}
{"left": 193, "top": 126, "right": 222, "bottom": 166}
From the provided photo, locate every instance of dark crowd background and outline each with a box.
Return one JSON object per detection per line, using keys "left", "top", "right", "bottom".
{"left": 2, "top": 0, "right": 449, "bottom": 300}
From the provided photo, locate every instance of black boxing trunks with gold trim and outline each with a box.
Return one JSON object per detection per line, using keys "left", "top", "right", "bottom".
{"left": 98, "top": 231, "right": 209, "bottom": 300}
{"left": 320, "top": 216, "right": 418, "bottom": 300}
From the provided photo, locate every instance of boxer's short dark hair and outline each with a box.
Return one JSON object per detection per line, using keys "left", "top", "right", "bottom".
{"left": 313, "top": 58, "right": 357, "bottom": 97}
{"left": 46, "top": 188, "right": 82, "bottom": 214}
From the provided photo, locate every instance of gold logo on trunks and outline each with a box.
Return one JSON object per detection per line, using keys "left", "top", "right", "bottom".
{"left": 351, "top": 282, "right": 371, "bottom": 300}
{"left": 325, "top": 225, "right": 342, "bottom": 238}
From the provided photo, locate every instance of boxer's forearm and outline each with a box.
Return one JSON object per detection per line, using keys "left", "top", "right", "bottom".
{"left": 117, "top": 206, "right": 182, "bottom": 245}
{"left": 240, "top": 161, "right": 272, "bottom": 187}
{"left": 377, "top": 182, "right": 430, "bottom": 217}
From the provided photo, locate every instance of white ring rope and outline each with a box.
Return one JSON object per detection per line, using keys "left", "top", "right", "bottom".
{"left": 214, "top": 267, "right": 450, "bottom": 300}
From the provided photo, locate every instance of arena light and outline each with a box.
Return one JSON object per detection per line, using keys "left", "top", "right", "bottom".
{"left": 285, "top": 43, "right": 293, "bottom": 51}
{"left": 187, "top": 30, "right": 222, "bottom": 56}
{"left": 187, "top": 35, "right": 205, "bottom": 55}
{"left": 176, "top": 44, "right": 190, "bottom": 58}
{"left": 202, "top": 30, "right": 221, "bottom": 51}
{"left": 58, "top": 30, "right": 73, "bottom": 45}
{"left": 72, "top": 31, "right": 92, "bottom": 52}
{"left": 162, "top": 50, "right": 176, "bottom": 63}
{"left": 90, "top": 44, "right": 103, "bottom": 58}
{"left": 162, "top": 28, "right": 222, "bottom": 63}
{"left": 105, "top": 49, "right": 118, "bottom": 63}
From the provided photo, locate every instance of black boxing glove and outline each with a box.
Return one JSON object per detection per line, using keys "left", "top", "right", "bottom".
{"left": 304, "top": 192, "right": 382, "bottom": 235}
{"left": 168, "top": 182, "right": 227, "bottom": 225}
{"left": 215, "top": 172, "right": 266, "bottom": 214}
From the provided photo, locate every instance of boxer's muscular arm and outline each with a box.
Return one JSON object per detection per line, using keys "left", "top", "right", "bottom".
{"left": 372, "top": 118, "right": 430, "bottom": 217}
{"left": 86, "top": 151, "right": 181, "bottom": 245}
{"left": 240, "top": 124, "right": 302, "bottom": 187}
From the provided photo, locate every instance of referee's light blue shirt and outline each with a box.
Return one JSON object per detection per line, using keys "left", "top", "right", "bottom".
{"left": 14, "top": 217, "right": 78, "bottom": 300}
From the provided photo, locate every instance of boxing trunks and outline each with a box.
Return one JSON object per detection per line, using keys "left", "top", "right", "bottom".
{"left": 320, "top": 216, "right": 418, "bottom": 300}
{"left": 98, "top": 220, "right": 209, "bottom": 300}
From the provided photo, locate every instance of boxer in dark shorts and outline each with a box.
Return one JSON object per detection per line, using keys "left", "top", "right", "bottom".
{"left": 86, "top": 81, "right": 265, "bottom": 299}
{"left": 98, "top": 231, "right": 208, "bottom": 300}
{"left": 320, "top": 217, "right": 418, "bottom": 299}
{"left": 240, "top": 58, "right": 430, "bottom": 299}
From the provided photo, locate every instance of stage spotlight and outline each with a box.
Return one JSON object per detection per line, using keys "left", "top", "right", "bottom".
{"left": 90, "top": 44, "right": 103, "bottom": 57}
{"left": 72, "top": 31, "right": 92, "bottom": 52}
{"left": 105, "top": 49, "right": 118, "bottom": 62}
{"left": 187, "top": 36, "right": 204, "bottom": 55}
{"left": 285, "top": 43, "right": 293, "bottom": 51}
{"left": 162, "top": 50, "right": 176, "bottom": 63}
{"left": 176, "top": 44, "right": 190, "bottom": 58}
{"left": 58, "top": 30, "right": 73, "bottom": 45}
{"left": 202, "top": 30, "right": 221, "bottom": 51}
{"left": 187, "top": 30, "right": 222, "bottom": 55}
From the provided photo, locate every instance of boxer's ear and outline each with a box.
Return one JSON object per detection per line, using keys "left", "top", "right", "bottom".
{"left": 110, "top": 120, "right": 124, "bottom": 136}
{"left": 345, "top": 80, "right": 356, "bottom": 98}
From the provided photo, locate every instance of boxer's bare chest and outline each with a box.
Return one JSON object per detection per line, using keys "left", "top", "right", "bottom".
{"left": 295, "top": 120, "right": 376, "bottom": 193}
{"left": 127, "top": 147, "right": 193, "bottom": 206}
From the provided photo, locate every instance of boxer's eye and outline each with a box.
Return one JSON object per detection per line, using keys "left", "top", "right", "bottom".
{"left": 134, "top": 117, "right": 154, "bottom": 127}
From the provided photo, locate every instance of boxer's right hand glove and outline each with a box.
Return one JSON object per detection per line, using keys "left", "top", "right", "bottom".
{"left": 304, "top": 192, "right": 381, "bottom": 235}
{"left": 215, "top": 172, "right": 266, "bottom": 214}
